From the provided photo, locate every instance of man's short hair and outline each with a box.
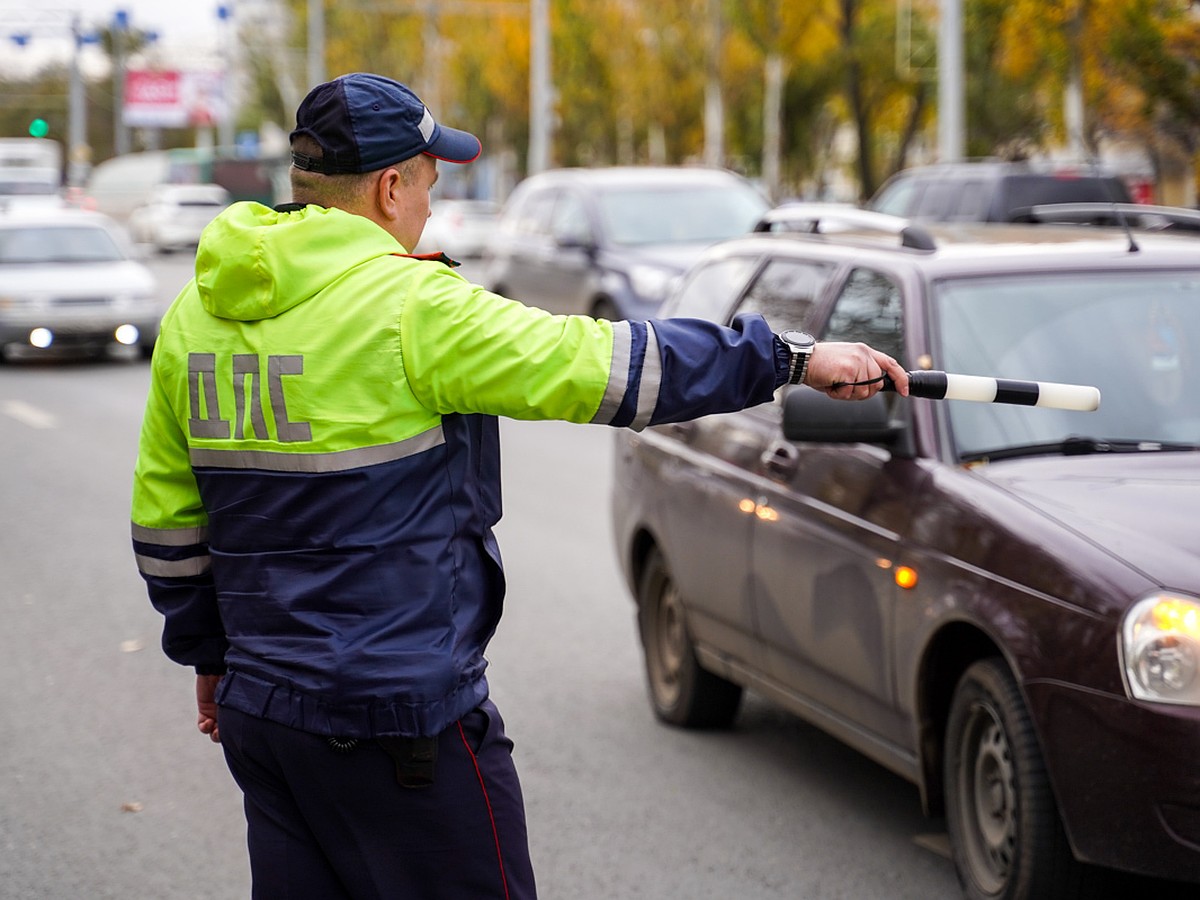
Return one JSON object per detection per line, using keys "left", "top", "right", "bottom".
{"left": 289, "top": 134, "right": 423, "bottom": 208}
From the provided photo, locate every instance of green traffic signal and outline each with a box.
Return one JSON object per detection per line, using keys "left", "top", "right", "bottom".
{"left": 28, "top": 118, "right": 49, "bottom": 138}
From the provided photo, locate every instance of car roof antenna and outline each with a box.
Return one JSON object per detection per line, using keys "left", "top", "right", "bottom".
{"left": 1087, "top": 147, "right": 1138, "bottom": 253}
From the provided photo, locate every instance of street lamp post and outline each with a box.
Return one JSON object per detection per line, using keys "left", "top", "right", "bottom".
{"left": 68, "top": 17, "right": 90, "bottom": 186}
{"left": 307, "top": 0, "right": 325, "bottom": 89}
{"left": 529, "top": 0, "right": 551, "bottom": 175}
{"left": 112, "top": 9, "right": 130, "bottom": 156}
{"left": 218, "top": 5, "right": 236, "bottom": 151}
{"left": 937, "top": 0, "right": 964, "bottom": 162}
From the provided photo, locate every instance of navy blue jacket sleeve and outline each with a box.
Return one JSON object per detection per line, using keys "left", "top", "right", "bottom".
{"left": 604, "top": 313, "right": 788, "bottom": 429}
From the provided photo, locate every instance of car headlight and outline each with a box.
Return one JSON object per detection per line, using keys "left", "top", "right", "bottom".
{"left": 628, "top": 265, "right": 676, "bottom": 303}
{"left": 1121, "top": 593, "right": 1200, "bottom": 705}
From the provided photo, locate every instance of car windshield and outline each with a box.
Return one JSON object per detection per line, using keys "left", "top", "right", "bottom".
{"left": 934, "top": 270, "right": 1200, "bottom": 458}
{"left": 0, "top": 225, "right": 124, "bottom": 264}
{"left": 597, "top": 185, "right": 767, "bottom": 246}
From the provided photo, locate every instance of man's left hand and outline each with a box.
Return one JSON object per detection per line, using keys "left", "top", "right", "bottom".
{"left": 196, "top": 674, "right": 223, "bottom": 744}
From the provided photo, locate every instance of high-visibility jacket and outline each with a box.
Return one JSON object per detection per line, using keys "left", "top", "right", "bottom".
{"left": 131, "top": 201, "right": 786, "bottom": 738}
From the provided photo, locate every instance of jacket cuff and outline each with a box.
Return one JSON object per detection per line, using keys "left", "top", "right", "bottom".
{"left": 772, "top": 335, "right": 791, "bottom": 389}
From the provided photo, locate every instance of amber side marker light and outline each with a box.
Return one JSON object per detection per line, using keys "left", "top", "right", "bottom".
{"left": 895, "top": 566, "right": 919, "bottom": 590}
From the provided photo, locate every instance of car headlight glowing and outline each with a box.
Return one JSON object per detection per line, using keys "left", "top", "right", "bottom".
{"left": 1121, "top": 593, "right": 1200, "bottom": 705}
{"left": 114, "top": 324, "right": 140, "bottom": 345}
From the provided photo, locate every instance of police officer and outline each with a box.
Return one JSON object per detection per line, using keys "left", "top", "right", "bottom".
{"left": 131, "top": 72, "right": 908, "bottom": 900}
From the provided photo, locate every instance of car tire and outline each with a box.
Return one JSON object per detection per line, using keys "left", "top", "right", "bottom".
{"left": 590, "top": 298, "right": 619, "bottom": 321}
{"left": 637, "top": 548, "right": 742, "bottom": 729}
{"left": 945, "top": 658, "right": 1096, "bottom": 900}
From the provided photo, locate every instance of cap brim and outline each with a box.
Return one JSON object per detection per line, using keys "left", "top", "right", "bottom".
{"left": 425, "top": 124, "right": 482, "bottom": 164}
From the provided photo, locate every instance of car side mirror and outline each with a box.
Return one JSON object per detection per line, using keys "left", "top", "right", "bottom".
{"left": 554, "top": 230, "right": 596, "bottom": 254}
{"left": 782, "top": 386, "right": 908, "bottom": 454}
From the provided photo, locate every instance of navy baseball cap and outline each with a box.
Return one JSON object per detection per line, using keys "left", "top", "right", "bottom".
{"left": 290, "top": 73, "right": 481, "bottom": 174}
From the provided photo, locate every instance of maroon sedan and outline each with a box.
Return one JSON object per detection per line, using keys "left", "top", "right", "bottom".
{"left": 611, "top": 217, "right": 1200, "bottom": 898}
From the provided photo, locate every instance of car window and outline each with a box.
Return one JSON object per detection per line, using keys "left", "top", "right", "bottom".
{"left": 664, "top": 256, "right": 758, "bottom": 322}
{"left": 1001, "top": 175, "right": 1133, "bottom": 215}
{"left": 0, "top": 225, "right": 123, "bottom": 263}
{"left": 736, "top": 257, "right": 836, "bottom": 332}
{"left": 913, "top": 180, "right": 954, "bottom": 219}
{"left": 596, "top": 185, "right": 767, "bottom": 246}
{"left": 936, "top": 271, "right": 1200, "bottom": 454}
{"left": 949, "top": 180, "right": 985, "bottom": 220}
{"left": 823, "top": 268, "right": 904, "bottom": 360}
{"left": 821, "top": 268, "right": 906, "bottom": 414}
{"left": 870, "top": 178, "right": 917, "bottom": 216}
{"left": 507, "top": 188, "right": 556, "bottom": 237}
{"left": 550, "top": 191, "right": 593, "bottom": 245}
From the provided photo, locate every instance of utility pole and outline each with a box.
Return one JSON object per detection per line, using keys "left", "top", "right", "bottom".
{"left": 68, "top": 16, "right": 89, "bottom": 186}
{"left": 529, "top": 0, "right": 551, "bottom": 174}
{"left": 307, "top": 0, "right": 326, "bottom": 89}
{"left": 422, "top": 1, "right": 442, "bottom": 118}
{"left": 218, "top": 5, "right": 236, "bottom": 151}
{"left": 113, "top": 9, "right": 130, "bottom": 156}
{"left": 703, "top": 0, "right": 724, "bottom": 168}
{"left": 937, "top": 0, "right": 964, "bottom": 162}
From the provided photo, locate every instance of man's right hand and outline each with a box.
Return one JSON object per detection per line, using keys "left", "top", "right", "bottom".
{"left": 805, "top": 342, "right": 909, "bottom": 400}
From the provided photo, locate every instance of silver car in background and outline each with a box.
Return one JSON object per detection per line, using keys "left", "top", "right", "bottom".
{"left": 0, "top": 209, "right": 160, "bottom": 360}
{"left": 127, "top": 183, "right": 232, "bottom": 253}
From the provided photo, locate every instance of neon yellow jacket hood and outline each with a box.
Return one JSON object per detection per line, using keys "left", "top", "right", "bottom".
{"left": 195, "top": 202, "right": 401, "bottom": 322}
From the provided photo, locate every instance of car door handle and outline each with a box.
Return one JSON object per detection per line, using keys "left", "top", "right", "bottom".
{"left": 760, "top": 440, "right": 799, "bottom": 479}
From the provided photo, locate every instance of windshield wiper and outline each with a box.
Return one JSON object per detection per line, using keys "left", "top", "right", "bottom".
{"left": 961, "top": 435, "right": 1198, "bottom": 463}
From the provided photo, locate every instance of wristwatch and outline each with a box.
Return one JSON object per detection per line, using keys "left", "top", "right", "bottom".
{"left": 779, "top": 330, "right": 816, "bottom": 385}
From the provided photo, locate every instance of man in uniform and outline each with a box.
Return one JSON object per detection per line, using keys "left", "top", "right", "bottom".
{"left": 131, "top": 72, "right": 907, "bottom": 899}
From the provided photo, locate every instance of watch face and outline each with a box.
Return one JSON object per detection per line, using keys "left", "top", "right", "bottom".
{"left": 781, "top": 330, "right": 815, "bottom": 349}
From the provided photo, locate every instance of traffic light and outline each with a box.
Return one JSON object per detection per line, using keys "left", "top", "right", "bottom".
{"left": 28, "top": 118, "right": 49, "bottom": 138}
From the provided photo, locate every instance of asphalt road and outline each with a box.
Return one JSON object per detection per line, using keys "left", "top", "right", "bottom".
{"left": 0, "top": 252, "right": 966, "bottom": 899}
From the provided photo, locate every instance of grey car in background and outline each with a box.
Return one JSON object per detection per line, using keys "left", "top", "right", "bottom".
{"left": 481, "top": 166, "right": 769, "bottom": 321}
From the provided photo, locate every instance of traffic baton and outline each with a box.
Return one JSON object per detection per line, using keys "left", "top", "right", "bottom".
{"left": 880, "top": 371, "right": 1101, "bottom": 412}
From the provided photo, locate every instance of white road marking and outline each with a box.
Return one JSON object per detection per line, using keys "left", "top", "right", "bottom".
{"left": 2, "top": 399, "right": 58, "bottom": 429}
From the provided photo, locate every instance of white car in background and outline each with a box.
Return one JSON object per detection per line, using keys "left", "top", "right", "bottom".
{"left": 0, "top": 208, "right": 161, "bottom": 360}
{"left": 128, "top": 183, "right": 231, "bottom": 253}
{"left": 415, "top": 198, "right": 500, "bottom": 260}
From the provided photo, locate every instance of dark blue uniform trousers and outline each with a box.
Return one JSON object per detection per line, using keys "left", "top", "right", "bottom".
{"left": 219, "top": 699, "right": 537, "bottom": 899}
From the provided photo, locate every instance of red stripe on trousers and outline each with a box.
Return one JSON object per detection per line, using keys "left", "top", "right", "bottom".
{"left": 457, "top": 720, "right": 511, "bottom": 900}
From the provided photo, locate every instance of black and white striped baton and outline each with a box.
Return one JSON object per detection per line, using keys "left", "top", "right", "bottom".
{"left": 879, "top": 371, "right": 1101, "bottom": 411}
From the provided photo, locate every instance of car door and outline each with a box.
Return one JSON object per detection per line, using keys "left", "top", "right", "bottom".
{"left": 643, "top": 254, "right": 765, "bottom": 664}
{"left": 538, "top": 189, "right": 598, "bottom": 316}
{"left": 750, "top": 267, "right": 914, "bottom": 749}
{"left": 649, "top": 254, "right": 837, "bottom": 668}
{"left": 489, "top": 186, "right": 559, "bottom": 306}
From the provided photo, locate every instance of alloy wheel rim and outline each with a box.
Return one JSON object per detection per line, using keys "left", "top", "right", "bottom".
{"left": 960, "top": 701, "right": 1016, "bottom": 892}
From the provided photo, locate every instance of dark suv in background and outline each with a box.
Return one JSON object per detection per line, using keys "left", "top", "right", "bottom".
{"left": 867, "top": 160, "right": 1133, "bottom": 223}
{"left": 611, "top": 213, "right": 1200, "bottom": 898}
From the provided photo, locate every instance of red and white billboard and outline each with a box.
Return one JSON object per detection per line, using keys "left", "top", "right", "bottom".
{"left": 124, "top": 70, "right": 227, "bottom": 128}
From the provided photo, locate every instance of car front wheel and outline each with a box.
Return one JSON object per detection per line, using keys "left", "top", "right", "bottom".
{"left": 945, "top": 658, "right": 1094, "bottom": 900}
{"left": 636, "top": 548, "right": 741, "bottom": 728}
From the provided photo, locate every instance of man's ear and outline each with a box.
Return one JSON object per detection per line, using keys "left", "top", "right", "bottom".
{"left": 374, "top": 168, "right": 402, "bottom": 220}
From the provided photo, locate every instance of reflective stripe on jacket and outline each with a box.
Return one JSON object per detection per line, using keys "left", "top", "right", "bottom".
{"left": 131, "top": 201, "right": 786, "bottom": 738}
